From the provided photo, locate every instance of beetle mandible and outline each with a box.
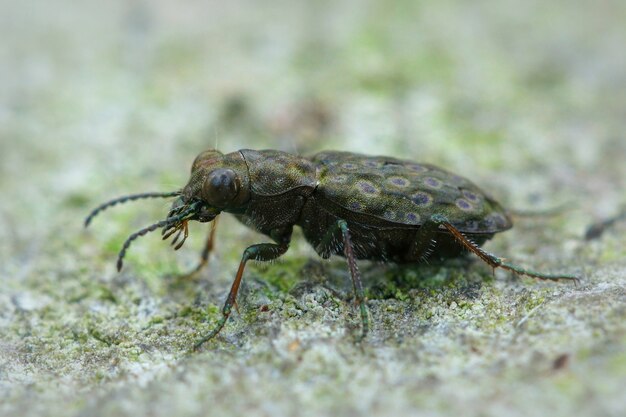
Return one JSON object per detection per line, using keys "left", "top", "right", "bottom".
{"left": 85, "top": 149, "right": 579, "bottom": 349}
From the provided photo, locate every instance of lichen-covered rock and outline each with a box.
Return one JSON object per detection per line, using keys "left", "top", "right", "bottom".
{"left": 1, "top": 1, "right": 625, "bottom": 417}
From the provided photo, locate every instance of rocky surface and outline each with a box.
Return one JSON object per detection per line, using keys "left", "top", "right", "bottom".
{"left": 1, "top": 1, "right": 625, "bottom": 416}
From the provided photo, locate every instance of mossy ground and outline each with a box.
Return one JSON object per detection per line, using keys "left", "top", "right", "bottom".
{"left": 1, "top": 1, "right": 625, "bottom": 416}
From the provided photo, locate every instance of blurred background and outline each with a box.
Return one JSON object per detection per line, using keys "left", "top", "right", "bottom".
{"left": 1, "top": 1, "right": 625, "bottom": 416}
{"left": 2, "top": 0, "right": 625, "bottom": 205}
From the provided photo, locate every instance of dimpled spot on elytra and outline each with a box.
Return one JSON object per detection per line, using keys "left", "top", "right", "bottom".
{"left": 329, "top": 174, "right": 348, "bottom": 183}
{"left": 356, "top": 180, "right": 380, "bottom": 196}
{"left": 383, "top": 210, "right": 397, "bottom": 221}
{"left": 405, "top": 212, "right": 421, "bottom": 224}
{"left": 456, "top": 198, "right": 473, "bottom": 211}
{"left": 341, "top": 162, "right": 358, "bottom": 170}
{"left": 411, "top": 192, "right": 432, "bottom": 207}
{"left": 363, "top": 160, "right": 382, "bottom": 168}
{"left": 462, "top": 189, "right": 481, "bottom": 202}
{"left": 423, "top": 177, "right": 442, "bottom": 189}
{"left": 348, "top": 201, "right": 363, "bottom": 211}
{"left": 406, "top": 163, "right": 428, "bottom": 173}
{"left": 387, "top": 176, "right": 410, "bottom": 188}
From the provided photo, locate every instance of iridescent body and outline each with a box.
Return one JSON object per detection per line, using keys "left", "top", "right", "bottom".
{"left": 86, "top": 149, "right": 579, "bottom": 350}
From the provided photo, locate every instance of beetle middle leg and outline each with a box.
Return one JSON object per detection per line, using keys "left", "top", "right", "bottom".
{"left": 430, "top": 214, "right": 580, "bottom": 283}
{"left": 194, "top": 227, "right": 291, "bottom": 350}
{"left": 316, "top": 219, "right": 369, "bottom": 341}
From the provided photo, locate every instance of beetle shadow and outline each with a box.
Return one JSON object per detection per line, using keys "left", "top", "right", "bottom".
{"left": 288, "top": 257, "right": 488, "bottom": 303}
{"left": 368, "top": 258, "right": 487, "bottom": 301}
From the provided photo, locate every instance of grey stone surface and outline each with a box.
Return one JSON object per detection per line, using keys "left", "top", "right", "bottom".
{"left": 1, "top": 1, "right": 625, "bottom": 416}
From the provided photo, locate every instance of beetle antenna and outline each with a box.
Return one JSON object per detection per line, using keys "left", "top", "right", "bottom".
{"left": 116, "top": 204, "right": 197, "bottom": 271}
{"left": 85, "top": 191, "right": 181, "bottom": 227}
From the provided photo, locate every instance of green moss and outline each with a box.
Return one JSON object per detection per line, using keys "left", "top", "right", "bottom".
{"left": 62, "top": 192, "right": 92, "bottom": 208}
{"left": 88, "top": 327, "right": 121, "bottom": 346}
{"left": 254, "top": 258, "right": 309, "bottom": 295}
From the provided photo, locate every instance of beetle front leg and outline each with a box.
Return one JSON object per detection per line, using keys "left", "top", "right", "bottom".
{"left": 430, "top": 214, "right": 580, "bottom": 283}
{"left": 188, "top": 217, "right": 219, "bottom": 277}
{"left": 193, "top": 228, "right": 291, "bottom": 350}
{"left": 317, "top": 219, "right": 369, "bottom": 341}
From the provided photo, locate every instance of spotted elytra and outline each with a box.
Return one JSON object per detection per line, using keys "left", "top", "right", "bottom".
{"left": 85, "top": 149, "right": 580, "bottom": 349}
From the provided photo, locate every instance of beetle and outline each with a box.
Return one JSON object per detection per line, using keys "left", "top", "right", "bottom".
{"left": 85, "top": 149, "right": 579, "bottom": 349}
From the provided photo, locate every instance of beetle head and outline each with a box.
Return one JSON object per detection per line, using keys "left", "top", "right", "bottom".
{"left": 172, "top": 149, "right": 251, "bottom": 223}
{"left": 85, "top": 149, "right": 251, "bottom": 271}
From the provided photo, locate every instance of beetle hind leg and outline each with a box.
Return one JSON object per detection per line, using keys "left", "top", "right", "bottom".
{"left": 430, "top": 214, "right": 580, "bottom": 283}
{"left": 317, "top": 219, "right": 369, "bottom": 341}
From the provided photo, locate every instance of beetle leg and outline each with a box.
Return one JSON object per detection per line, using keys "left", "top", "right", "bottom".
{"left": 186, "top": 218, "right": 219, "bottom": 277}
{"left": 314, "top": 222, "right": 339, "bottom": 259}
{"left": 430, "top": 214, "right": 580, "bottom": 284}
{"left": 197, "top": 217, "right": 218, "bottom": 268}
{"left": 194, "top": 227, "right": 291, "bottom": 350}
{"left": 338, "top": 220, "right": 369, "bottom": 341}
{"left": 317, "top": 220, "right": 369, "bottom": 341}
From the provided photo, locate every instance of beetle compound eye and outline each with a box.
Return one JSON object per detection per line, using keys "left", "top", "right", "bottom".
{"left": 202, "top": 168, "right": 240, "bottom": 207}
